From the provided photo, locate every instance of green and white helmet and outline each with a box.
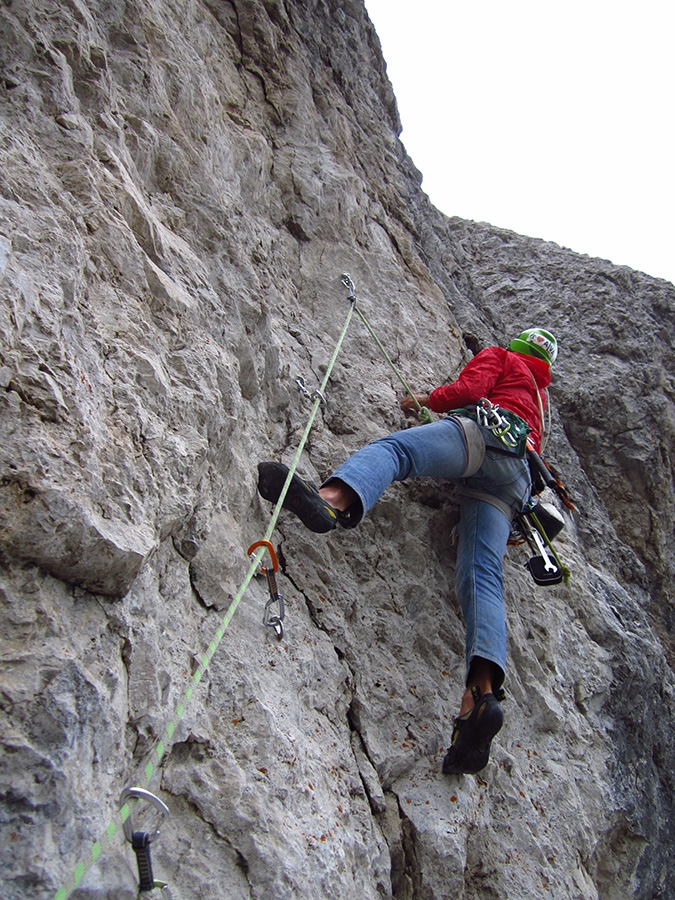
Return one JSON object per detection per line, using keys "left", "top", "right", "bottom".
{"left": 509, "top": 328, "right": 558, "bottom": 365}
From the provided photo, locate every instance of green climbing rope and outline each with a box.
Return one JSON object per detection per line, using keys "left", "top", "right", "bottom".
{"left": 341, "top": 274, "right": 434, "bottom": 424}
{"left": 54, "top": 275, "right": 431, "bottom": 899}
{"left": 53, "top": 281, "right": 358, "bottom": 900}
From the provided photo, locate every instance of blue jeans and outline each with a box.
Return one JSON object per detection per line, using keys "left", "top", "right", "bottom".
{"left": 327, "top": 416, "right": 532, "bottom": 686}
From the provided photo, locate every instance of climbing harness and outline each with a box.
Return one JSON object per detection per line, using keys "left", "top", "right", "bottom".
{"left": 460, "top": 381, "right": 574, "bottom": 585}
{"left": 450, "top": 399, "right": 531, "bottom": 459}
{"left": 120, "top": 787, "right": 173, "bottom": 897}
{"left": 248, "top": 539, "right": 285, "bottom": 638}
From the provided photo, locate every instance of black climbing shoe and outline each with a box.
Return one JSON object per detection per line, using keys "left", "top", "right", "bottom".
{"left": 257, "top": 462, "right": 340, "bottom": 533}
{"left": 442, "top": 686, "right": 504, "bottom": 776}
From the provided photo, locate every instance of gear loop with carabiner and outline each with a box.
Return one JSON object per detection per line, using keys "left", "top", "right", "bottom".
{"left": 476, "top": 398, "right": 519, "bottom": 449}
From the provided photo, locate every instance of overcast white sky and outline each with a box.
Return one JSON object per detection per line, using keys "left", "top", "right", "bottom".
{"left": 364, "top": 0, "right": 674, "bottom": 286}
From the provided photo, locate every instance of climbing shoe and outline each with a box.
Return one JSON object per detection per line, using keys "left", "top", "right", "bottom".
{"left": 257, "top": 462, "right": 340, "bottom": 533}
{"left": 442, "top": 686, "right": 504, "bottom": 776}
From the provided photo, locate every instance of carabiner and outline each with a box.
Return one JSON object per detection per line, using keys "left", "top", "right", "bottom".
{"left": 476, "top": 398, "right": 495, "bottom": 428}
{"left": 247, "top": 540, "right": 285, "bottom": 639}
{"left": 119, "top": 787, "right": 172, "bottom": 895}
{"left": 295, "top": 375, "right": 310, "bottom": 398}
{"left": 295, "top": 376, "right": 326, "bottom": 405}
{"left": 341, "top": 272, "right": 357, "bottom": 304}
{"left": 476, "top": 398, "right": 519, "bottom": 447}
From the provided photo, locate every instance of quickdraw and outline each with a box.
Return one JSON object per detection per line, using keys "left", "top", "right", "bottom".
{"left": 248, "top": 540, "right": 285, "bottom": 639}
{"left": 342, "top": 274, "right": 434, "bottom": 425}
{"left": 119, "top": 787, "right": 173, "bottom": 896}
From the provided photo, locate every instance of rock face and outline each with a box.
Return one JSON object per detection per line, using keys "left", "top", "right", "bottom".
{"left": 1, "top": 2, "right": 674, "bottom": 899}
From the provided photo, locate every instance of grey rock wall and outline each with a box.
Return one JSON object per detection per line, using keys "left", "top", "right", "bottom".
{"left": 1, "top": 1, "right": 674, "bottom": 899}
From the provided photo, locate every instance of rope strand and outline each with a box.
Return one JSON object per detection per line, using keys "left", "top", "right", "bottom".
{"left": 53, "top": 288, "right": 357, "bottom": 900}
{"left": 342, "top": 275, "right": 433, "bottom": 424}
{"left": 54, "top": 276, "right": 429, "bottom": 899}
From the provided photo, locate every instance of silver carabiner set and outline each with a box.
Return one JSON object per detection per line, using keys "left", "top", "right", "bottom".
{"left": 120, "top": 787, "right": 173, "bottom": 897}
{"left": 295, "top": 376, "right": 326, "bottom": 405}
{"left": 476, "top": 398, "right": 520, "bottom": 450}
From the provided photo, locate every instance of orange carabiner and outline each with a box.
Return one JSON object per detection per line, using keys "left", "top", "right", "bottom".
{"left": 247, "top": 540, "right": 284, "bottom": 638}
{"left": 247, "top": 539, "right": 279, "bottom": 573}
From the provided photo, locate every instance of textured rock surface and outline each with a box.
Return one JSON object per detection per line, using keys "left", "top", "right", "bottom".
{"left": 1, "top": 1, "right": 674, "bottom": 899}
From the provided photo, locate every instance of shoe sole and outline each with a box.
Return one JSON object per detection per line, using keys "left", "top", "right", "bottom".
{"left": 257, "top": 462, "right": 338, "bottom": 533}
{"left": 442, "top": 695, "right": 504, "bottom": 775}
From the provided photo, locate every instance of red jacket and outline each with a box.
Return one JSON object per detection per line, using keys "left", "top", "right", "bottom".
{"left": 428, "top": 347, "right": 552, "bottom": 452}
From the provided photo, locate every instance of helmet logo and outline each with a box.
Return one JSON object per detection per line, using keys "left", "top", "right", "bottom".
{"left": 527, "top": 333, "right": 555, "bottom": 357}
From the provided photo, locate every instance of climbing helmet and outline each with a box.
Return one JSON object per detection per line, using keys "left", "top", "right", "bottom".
{"left": 509, "top": 328, "right": 558, "bottom": 365}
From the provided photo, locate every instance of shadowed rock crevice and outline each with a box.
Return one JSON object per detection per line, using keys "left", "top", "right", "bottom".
{"left": 379, "top": 791, "right": 426, "bottom": 900}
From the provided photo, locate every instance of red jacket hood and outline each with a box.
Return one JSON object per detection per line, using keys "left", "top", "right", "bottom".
{"left": 512, "top": 352, "right": 552, "bottom": 389}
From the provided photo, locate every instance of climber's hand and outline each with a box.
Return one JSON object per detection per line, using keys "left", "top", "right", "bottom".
{"left": 400, "top": 394, "right": 430, "bottom": 418}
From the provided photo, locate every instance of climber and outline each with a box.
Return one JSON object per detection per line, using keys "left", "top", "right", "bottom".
{"left": 257, "top": 328, "right": 557, "bottom": 776}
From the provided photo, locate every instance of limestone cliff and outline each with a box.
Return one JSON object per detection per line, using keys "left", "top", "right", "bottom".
{"left": 1, "top": 1, "right": 674, "bottom": 898}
